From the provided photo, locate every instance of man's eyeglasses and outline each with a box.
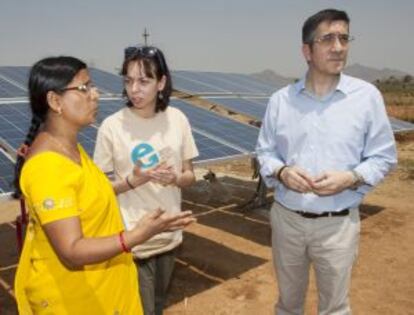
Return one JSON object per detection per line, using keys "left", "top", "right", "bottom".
{"left": 59, "top": 81, "right": 96, "bottom": 94}
{"left": 312, "top": 33, "right": 354, "bottom": 46}
{"left": 124, "top": 45, "right": 166, "bottom": 73}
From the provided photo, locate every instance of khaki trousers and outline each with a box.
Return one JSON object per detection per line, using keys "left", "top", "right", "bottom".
{"left": 270, "top": 202, "right": 360, "bottom": 315}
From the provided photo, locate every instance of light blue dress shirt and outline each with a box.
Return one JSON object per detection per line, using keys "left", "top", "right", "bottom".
{"left": 256, "top": 73, "right": 397, "bottom": 213}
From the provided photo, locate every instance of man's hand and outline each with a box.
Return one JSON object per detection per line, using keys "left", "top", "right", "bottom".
{"left": 278, "top": 166, "right": 314, "bottom": 193}
{"left": 311, "top": 171, "right": 355, "bottom": 196}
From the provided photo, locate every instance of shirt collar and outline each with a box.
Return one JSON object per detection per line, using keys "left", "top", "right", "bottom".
{"left": 294, "top": 72, "right": 350, "bottom": 96}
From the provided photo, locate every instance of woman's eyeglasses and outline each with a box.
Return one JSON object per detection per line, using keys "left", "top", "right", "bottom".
{"left": 59, "top": 81, "right": 96, "bottom": 94}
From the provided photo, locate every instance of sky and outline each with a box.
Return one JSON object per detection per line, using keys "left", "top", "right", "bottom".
{"left": 1, "top": 0, "right": 413, "bottom": 78}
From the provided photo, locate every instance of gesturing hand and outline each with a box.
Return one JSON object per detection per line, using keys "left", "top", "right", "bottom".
{"left": 278, "top": 166, "right": 314, "bottom": 193}
{"left": 129, "top": 162, "right": 175, "bottom": 188}
{"left": 148, "top": 163, "right": 177, "bottom": 186}
{"left": 311, "top": 171, "right": 355, "bottom": 196}
{"left": 134, "top": 208, "right": 196, "bottom": 243}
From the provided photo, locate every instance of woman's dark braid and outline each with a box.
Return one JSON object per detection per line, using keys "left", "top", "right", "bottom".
{"left": 13, "top": 114, "right": 44, "bottom": 198}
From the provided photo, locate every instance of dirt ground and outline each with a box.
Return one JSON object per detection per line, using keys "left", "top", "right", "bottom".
{"left": 1, "top": 136, "right": 413, "bottom": 315}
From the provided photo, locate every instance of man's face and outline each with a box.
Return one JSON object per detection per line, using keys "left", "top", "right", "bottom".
{"left": 302, "top": 20, "right": 350, "bottom": 76}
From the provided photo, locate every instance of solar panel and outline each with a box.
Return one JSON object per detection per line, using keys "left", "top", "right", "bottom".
{"left": 0, "top": 103, "right": 97, "bottom": 156}
{"left": 170, "top": 99, "right": 259, "bottom": 153}
{"left": 0, "top": 66, "right": 29, "bottom": 90}
{"left": 96, "top": 99, "right": 127, "bottom": 124}
{"left": 172, "top": 70, "right": 276, "bottom": 95}
{"left": 0, "top": 76, "right": 27, "bottom": 98}
{"left": 0, "top": 149, "right": 14, "bottom": 193}
{"left": 203, "top": 96, "right": 414, "bottom": 133}
{"left": 0, "top": 66, "right": 122, "bottom": 97}
{"left": 203, "top": 97, "right": 267, "bottom": 120}
{"left": 89, "top": 68, "right": 123, "bottom": 95}
{"left": 389, "top": 117, "right": 414, "bottom": 132}
{"left": 172, "top": 73, "right": 225, "bottom": 94}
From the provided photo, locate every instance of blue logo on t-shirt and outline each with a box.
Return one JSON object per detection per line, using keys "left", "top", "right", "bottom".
{"left": 131, "top": 143, "right": 159, "bottom": 169}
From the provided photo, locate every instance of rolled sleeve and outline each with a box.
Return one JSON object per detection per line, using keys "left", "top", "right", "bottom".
{"left": 354, "top": 89, "right": 397, "bottom": 186}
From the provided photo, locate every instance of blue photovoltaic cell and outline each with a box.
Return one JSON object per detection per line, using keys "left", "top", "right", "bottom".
{"left": 170, "top": 99, "right": 259, "bottom": 153}
{"left": 0, "top": 103, "right": 31, "bottom": 149}
{"left": 389, "top": 117, "right": 414, "bottom": 132}
{"left": 244, "top": 97, "right": 269, "bottom": 106}
{"left": 89, "top": 68, "right": 123, "bottom": 95}
{"left": 0, "top": 150, "right": 14, "bottom": 193}
{"left": 172, "top": 72, "right": 232, "bottom": 94}
{"left": 0, "top": 66, "right": 122, "bottom": 97}
{"left": 192, "top": 132, "right": 242, "bottom": 162}
{"left": 221, "top": 73, "right": 280, "bottom": 94}
{"left": 96, "top": 99, "right": 126, "bottom": 124}
{"left": 0, "top": 66, "right": 30, "bottom": 90}
{"left": 172, "top": 70, "right": 277, "bottom": 95}
{"left": 77, "top": 126, "right": 98, "bottom": 157}
{"left": 0, "top": 77, "right": 27, "bottom": 97}
{"left": 0, "top": 103, "right": 98, "bottom": 155}
{"left": 205, "top": 97, "right": 267, "bottom": 120}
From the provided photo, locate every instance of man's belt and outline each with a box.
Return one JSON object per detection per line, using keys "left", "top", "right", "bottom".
{"left": 291, "top": 208, "right": 350, "bottom": 219}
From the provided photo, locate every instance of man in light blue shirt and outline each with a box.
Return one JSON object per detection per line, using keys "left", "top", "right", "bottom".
{"left": 256, "top": 9, "right": 397, "bottom": 315}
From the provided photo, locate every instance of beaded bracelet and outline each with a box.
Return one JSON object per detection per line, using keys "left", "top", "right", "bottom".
{"left": 118, "top": 231, "right": 130, "bottom": 253}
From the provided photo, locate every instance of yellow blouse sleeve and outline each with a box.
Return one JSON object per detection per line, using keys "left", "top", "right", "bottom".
{"left": 21, "top": 153, "right": 81, "bottom": 225}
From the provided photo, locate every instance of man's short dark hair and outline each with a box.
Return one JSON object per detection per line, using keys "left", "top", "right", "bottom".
{"left": 302, "top": 9, "right": 350, "bottom": 44}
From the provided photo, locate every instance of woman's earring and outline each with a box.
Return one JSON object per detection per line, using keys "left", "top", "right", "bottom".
{"left": 158, "top": 92, "right": 164, "bottom": 100}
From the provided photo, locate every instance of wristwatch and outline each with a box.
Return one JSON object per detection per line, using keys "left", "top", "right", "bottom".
{"left": 350, "top": 170, "right": 365, "bottom": 190}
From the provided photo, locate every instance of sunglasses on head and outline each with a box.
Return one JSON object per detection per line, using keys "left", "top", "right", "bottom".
{"left": 124, "top": 45, "right": 167, "bottom": 74}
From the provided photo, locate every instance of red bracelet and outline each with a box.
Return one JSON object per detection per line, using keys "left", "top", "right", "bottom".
{"left": 118, "top": 231, "right": 130, "bottom": 253}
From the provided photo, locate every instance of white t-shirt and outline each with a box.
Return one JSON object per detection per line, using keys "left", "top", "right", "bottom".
{"left": 94, "top": 106, "right": 199, "bottom": 258}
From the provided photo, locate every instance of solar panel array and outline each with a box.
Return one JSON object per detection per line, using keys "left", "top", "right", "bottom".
{"left": 0, "top": 76, "right": 27, "bottom": 98}
{"left": 1, "top": 65, "right": 413, "bottom": 195}
{"left": 172, "top": 70, "right": 278, "bottom": 95}
{"left": 204, "top": 97, "right": 268, "bottom": 121}
{"left": 203, "top": 96, "right": 414, "bottom": 134}
{"left": 0, "top": 96, "right": 259, "bottom": 193}
{"left": 0, "top": 102, "right": 98, "bottom": 156}
{"left": 0, "top": 66, "right": 123, "bottom": 97}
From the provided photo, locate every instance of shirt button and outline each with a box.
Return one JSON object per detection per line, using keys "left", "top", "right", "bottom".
{"left": 40, "top": 300, "right": 49, "bottom": 308}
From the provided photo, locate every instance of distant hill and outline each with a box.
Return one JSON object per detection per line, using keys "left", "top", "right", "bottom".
{"left": 250, "top": 69, "right": 294, "bottom": 89}
{"left": 250, "top": 65, "right": 412, "bottom": 87}
{"left": 344, "top": 63, "right": 411, "bottom": 82}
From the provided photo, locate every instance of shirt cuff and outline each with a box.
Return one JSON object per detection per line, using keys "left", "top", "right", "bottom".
{"left": 260, "top": 159, "right": 284, "bottom": 188}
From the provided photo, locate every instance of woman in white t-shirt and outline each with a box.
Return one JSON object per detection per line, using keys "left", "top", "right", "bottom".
{"left": 94, "top": 45, "right": 199, "bottom": 315}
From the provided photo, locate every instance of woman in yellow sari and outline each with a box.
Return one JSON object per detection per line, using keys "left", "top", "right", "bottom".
{"left": 13, "top": 56, "right": 194, "bottom": 315}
